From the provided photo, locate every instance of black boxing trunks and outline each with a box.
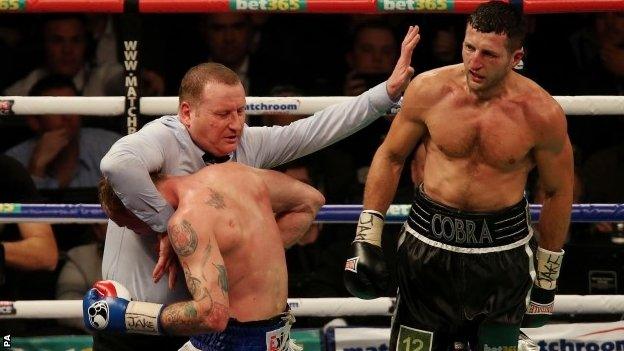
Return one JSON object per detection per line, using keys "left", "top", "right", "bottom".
{"left": 179, "top": 310, "right": 299, "bottom": 351}
{"left": 390, "top": 185, "right": 536, "bottom": 351}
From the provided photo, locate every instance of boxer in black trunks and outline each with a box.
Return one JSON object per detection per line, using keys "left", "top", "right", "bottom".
{"left": 344, "top": 2, "right": 573, "bottom": 350}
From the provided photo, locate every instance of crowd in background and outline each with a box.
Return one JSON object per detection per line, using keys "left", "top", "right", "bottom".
{"left": 0, "top": 11, "right": 623, "bottom": 334}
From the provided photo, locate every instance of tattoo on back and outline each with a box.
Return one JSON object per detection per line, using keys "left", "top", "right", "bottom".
{"left": 204, "top": 187, "right": 226, "bottom": 209}
{"left": 214, "top": 263, "right": 229, "bottom": 295}
{"left": 169, "top": 220, "right": 198, "bottom": 256}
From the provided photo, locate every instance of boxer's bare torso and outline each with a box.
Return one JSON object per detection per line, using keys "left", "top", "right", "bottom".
{"left": 166, "top": 163, "right": 289, "bottom": 322}
{"left": 401, "top": 64, "right": 564, "bottom": 211}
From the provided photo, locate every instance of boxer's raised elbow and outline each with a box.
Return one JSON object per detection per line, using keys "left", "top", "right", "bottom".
{"left": 290, "top": 186, "right": 325, "bottom": 216}
{"left": 299, "top": 190, "right": 325, "bottom": 218}
{"left": 309, "top": 189, "right": 325, "bottom": 214}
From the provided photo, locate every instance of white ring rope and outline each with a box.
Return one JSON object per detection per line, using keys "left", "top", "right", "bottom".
{"left": 1, "top": 96, "right": 624, "bottom": 116}
{"left": 1, "top": 296, "right": 623, "bottom": 319}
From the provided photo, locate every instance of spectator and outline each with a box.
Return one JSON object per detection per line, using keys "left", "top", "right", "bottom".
{"left": 85, "top": 15, "right": 119, "bottom": 67}
{"left": 566, "top": 12, "right": 624, "bottom": 155}
{"left": 0, "top": 154, "right": 58, "bottom": 333}
{"left": 343, "top": 20, "right": 399, "bottom": 97}
{"left": 334, "top": 21, "right": 413, "bottom": 203}
{"left": 0, "top": 16, "right": 29, "bottom": 92}
{"left": 569, "top": 12, "right": 624, "bottom": 93}
{"left": 86, "top": 14, "right": 165, "bottom": 96}
{"left": 3, "top": 14, "right": 123, "bottom": 96}
{"left": 277, "top": 158, "right": 348, "bottom": 300}
{"left": 259, "top": 84, "right": 363, "bottom": 204}
{"left": 583, "top": 144, "right": 624, "bottom": 203}
{"left": 582, "top": 143, "right": 624, "bottom": 237}
{"left": 418, "top": 17, "right": 463, "bottom": 72}
{"left": 5, "top": 74, "right": 121, "bottom": 189}
{"left": 56, "top": 222, "right": 105, "bottom": 331}
{"left": 0, "top": 154, "right": 57, "bottom": 285}
{"left": 201, "top": 13, "right": 273, "bottom": 95}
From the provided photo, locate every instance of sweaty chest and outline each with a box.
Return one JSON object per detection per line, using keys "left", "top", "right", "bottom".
{"left": 426, "top": 104, "right": 533, "bottom": 168}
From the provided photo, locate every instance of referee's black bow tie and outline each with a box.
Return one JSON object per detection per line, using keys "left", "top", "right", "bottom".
{"left": 202, "top": 153, "right": 230, "bottom": 164}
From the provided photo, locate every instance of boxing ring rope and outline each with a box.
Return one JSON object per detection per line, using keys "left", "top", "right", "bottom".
{"left": 0, "top": 0, "right": 622, "bottom": 14}
{"left": 2, "top": 203, "right": 624, "bottom": 224}
{"left": 2, "top": 295, "right": 624, "bottom": 319}
{"left": 1, "top": 96, "right": 624, "bottom": 116}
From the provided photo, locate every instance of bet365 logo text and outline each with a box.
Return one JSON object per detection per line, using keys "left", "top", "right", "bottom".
{"left": 377, "top": 0, "right": 450, "bottom": 11}
{"left": 230, "top": 0, "right": 304, "bottom": 11}
{"left": 3, "top": 335, "right": 10, "bottom": 349}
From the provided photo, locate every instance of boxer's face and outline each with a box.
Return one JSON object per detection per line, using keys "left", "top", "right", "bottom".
{"left": 462, "top": 24, "right": 523, "bottom": 93}
{"left": 184, "top": 81, "right": 246, "bottom": 156}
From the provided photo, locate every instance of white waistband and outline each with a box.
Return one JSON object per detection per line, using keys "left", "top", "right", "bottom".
{"left": 403, "top": 224, "right": 533, "bottom": 254}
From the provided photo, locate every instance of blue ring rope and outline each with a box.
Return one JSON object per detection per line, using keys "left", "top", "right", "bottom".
{"left": 1, "top": 203, "right": 623, "bottom": 223}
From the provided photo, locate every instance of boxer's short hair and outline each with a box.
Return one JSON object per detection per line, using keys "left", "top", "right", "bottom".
{"left": 98, "top": 177, "right": 124, "bottom": 217}
{"left": 98, "top": 173, "right": 163, "bottom": 216}
{"left": 468, "top": 0, "right": 527, "bottom": 51}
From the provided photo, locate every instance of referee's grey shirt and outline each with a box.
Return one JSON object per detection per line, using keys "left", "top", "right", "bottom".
{"left": 100, "top": 82, "right": 395, "bottom": 303}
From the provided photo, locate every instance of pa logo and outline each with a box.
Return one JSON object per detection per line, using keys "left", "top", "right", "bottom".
{"left": 88, "top": 301, "right": 109, "bottom": 329}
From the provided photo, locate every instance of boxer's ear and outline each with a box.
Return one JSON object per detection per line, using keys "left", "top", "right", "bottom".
{"left": 511, "top": 47, "right": 524, "bottom": 69}
{"left": 179, "top": 101, "right": 192, "bottom": 128}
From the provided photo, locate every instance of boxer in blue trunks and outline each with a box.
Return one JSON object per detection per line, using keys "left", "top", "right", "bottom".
{"left": 85, "top": 162, "right": 324, "bottom": 350}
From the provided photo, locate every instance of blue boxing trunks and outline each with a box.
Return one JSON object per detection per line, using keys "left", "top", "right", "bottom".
{"left": 178, "top": 310, "right": 300, "bottom": 351}
{"left": 390, "top": 184, "right": 536, "bottom": 351}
